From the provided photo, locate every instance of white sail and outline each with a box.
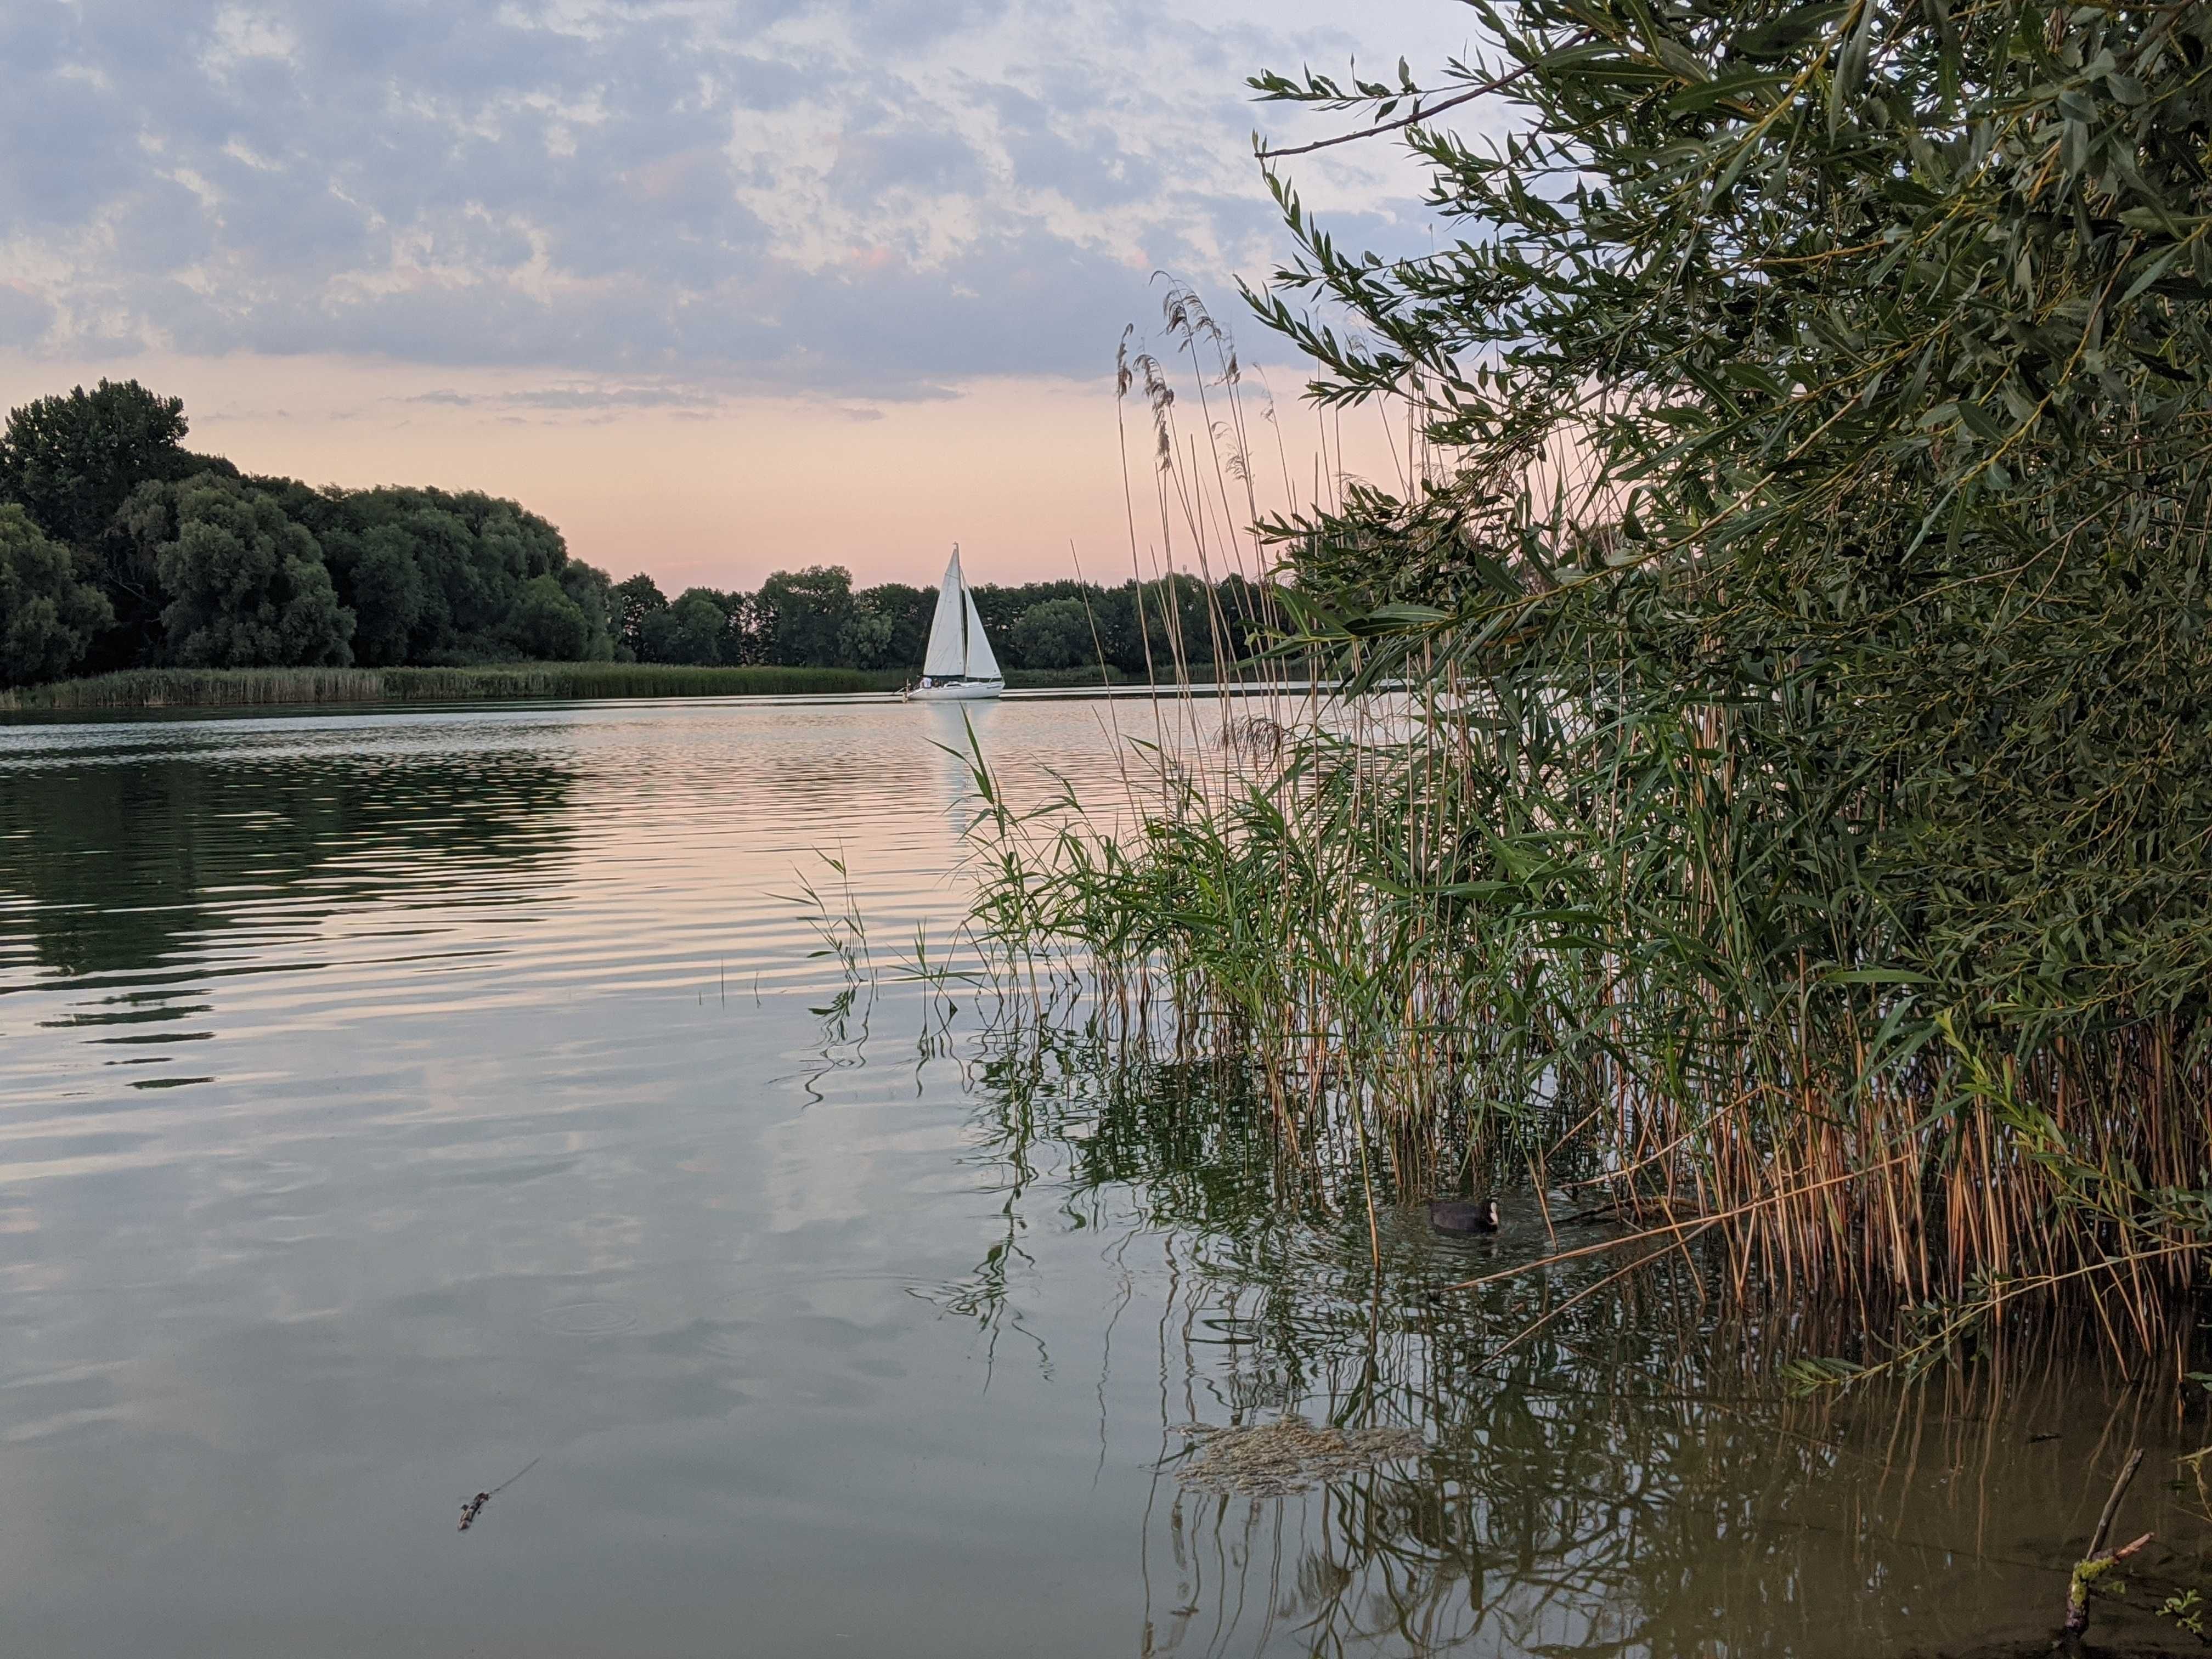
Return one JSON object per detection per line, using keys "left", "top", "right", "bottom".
{"left": 961, "top": 587, "right": 1002, "bottom": 681}
{"left": 907, "top": 543, "right": 1004, "bottom": 699}
{"left": 921, "top": 546, "right": 967, "bottom": 678}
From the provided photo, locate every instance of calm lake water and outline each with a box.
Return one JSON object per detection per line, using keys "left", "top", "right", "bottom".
{"left": 1, "top": 695, "right": 2204, "bottom": 1658}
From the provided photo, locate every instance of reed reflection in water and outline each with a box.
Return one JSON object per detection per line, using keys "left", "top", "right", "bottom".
{"left": 941, "top": 1013, "right": 2212, "bottom": 1659}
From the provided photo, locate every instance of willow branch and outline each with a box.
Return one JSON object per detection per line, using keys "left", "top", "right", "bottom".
{"left": 1256, "top": 58, "right": 1553, "bottom": 160}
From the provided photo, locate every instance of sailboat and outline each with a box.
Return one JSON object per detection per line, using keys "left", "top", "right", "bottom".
{"left": 904, "top": 544, "right": 1003, "bottom": 702}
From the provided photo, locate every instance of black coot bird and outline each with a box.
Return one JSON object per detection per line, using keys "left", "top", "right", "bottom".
{"left": 1426, "top": 1198, "right": 1501, "bottom": 1234}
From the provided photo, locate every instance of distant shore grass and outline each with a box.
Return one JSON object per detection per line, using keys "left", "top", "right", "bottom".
{"left": 0, "top": 660, "right": 1146, "bottom": 713}
{"left": 0, "top": 663, "right": 907, "bottom": 712}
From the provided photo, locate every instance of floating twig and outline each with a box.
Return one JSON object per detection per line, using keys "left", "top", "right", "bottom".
{"left": 457, "top": 1455, "right": 542, "bottom": 1533}
{"left": 2062, "top": 1447, "right": 2152, "bottom": 1645}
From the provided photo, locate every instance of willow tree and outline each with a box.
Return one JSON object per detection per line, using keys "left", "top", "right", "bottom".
{"left": 1223, "top": 0, "right": 2211, "bottom": 1351}
{"left": 0, "top": 504, "right": 111, "bottom": 686}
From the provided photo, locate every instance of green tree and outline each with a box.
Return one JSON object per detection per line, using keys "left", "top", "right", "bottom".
{"left": 0, "top": 504, "right": 112, "bottom": 685}
{"left": 640, "top": 587, "right": 735, "bottom": 664}
{"left": 0, "top": 382, "right": 626, "bottom": 674}
{"left": 92, "top": 477, "right": 189, "bottom": 668}
{"left": 612, "top": 573, "right": 667, "bottom": 661}
{"left": 1082, "top": 582, "right": 1152, "bottom": 676}
{"left": 556, "top": 562, "right": 617, "bottom": 661}
{"left": 403, "top": 505, "right": 492, "bottom": 651}
{"left": 1008, "top": 597, "right": 1096, "bottom": 670}
{"left": 837, "top": 604, "right": 897, "bottom": 669}
{"left": 754, "top": 565, "right": 855, "bottom": 666}
{"left": 287, "top": 486, "right": 578, "bottom": 664}
{"left": 849, "top": 582, "right": 935, "bottom": 668}
{"left": 320, "top": 521, "right": 425, "bottom": 667}
{"left": 0, "top": 384, "right": 241, "bottom": 670}
{"left": 503, "top": 573, "right": 592, "bottom": 660}
{"left": 0, "top": 380, "right": 197, "bottom": 549}
{"left": 969, "top": 578, "right": 1082, "bottom": 645}
{"left": 960, "top": 577, "right": 1214, "bottom": 675}
{"left": 156, "top": 478, "right": 353, "bottom": 667}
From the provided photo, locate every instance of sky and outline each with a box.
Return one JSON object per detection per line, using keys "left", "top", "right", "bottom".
{"left": 0, "top": 0, "right": 1483, "bottom": 591}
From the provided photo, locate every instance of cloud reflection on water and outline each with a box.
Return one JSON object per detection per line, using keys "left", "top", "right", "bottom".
{"left": 0, "top": 698, "right": 2203, "bottom": 1657}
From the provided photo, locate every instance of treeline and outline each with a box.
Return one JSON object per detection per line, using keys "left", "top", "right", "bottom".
{"left": 0, "top": 379, "right": 1266, "bottom": 690}
{"left": 610, "top": 566, "right": 1267, "bottom": 675}
{"left": 0, "top": 380, "right": 618, "bottom": 687}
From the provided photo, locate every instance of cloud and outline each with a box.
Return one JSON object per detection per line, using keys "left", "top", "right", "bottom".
{"left": 405, "top": 382, "right": 729, "bottom": 413}
{"left": 0, "top": 0, "right": 1467, "bottom": 397}
{"left": 0, "top": 285, "right": 56, "bottom": 348}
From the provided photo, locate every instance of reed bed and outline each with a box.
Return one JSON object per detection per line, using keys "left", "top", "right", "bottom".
{"left": 0, "top": 662, "right": 1197, "bottom": 713}
{"left": 373, "top": 663, "right": 906, "bottom": 702}
{"left": 964, "top": 690, "right": 2210, "bottom": 1375}
{"left": 948, "top": 259, "right": 2211, "bottom": 1378}
{"left": 0, "top": 662, "right": 911, "bottom": 711}
{"left": 0, "top": 666, "right": 388, "bottom": 710}
{"left": 944, "top": 0, "right": 2212, "bottom": 1375}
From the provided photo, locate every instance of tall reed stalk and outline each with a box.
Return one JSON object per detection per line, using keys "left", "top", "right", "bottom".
{"left": 964, "top": 0, "right": 2212, "bottom": 1372}
{"left": 959, "top": 256, "right": 2210, "bottom": 1373}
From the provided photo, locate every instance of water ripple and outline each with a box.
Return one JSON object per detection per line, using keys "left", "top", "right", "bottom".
{"left": 0, "top": 696, "right": 1160, "bottom": 1163}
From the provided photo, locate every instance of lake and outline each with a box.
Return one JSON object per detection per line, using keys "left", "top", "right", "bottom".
{"left": 1, "top": 695, "right": 2204, "bottom": 1658}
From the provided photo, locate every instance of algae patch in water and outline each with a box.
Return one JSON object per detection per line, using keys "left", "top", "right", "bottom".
{"left": 1173, "top": 1418, "right": 1425, "bottom": 1497}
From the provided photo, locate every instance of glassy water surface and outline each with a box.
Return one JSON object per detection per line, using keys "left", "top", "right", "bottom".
{"left": 1, "top": 696, "right": 2204, "bottom": 1658}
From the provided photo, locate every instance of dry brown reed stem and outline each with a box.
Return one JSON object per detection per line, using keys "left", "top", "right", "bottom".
{"left": 1870, "top": 1240, "right": 2208, "bottom": 1384}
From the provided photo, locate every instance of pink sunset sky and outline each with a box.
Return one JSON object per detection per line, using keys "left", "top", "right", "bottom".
{"left": 0, "top": 1, "right": 1486, "bottom": 593}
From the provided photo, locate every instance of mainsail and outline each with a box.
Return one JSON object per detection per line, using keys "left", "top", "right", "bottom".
{"left": 921, "top": 547, "right": 969, "bottom": 678}
{"left": 920, "top": 544, "right": 1001, "bottom": 681}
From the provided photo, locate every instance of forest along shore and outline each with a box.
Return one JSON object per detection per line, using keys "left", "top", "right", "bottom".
{"left": 1, "top": 380, "right": 1268, "bottom": 702}
{"left": 0, "top": 661, "right": 1148, "bottom": 713}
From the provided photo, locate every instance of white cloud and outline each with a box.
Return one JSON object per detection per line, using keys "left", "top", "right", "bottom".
{"left": 203, "top": 3, "right": 300, "bottom": 69}
{"left": 3, "top": 0, "right": 1485, "bottom": 394}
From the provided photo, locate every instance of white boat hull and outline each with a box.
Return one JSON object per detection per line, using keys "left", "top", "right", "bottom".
{"left": 905, "top": 680, "right": 1003, "bottom": 702}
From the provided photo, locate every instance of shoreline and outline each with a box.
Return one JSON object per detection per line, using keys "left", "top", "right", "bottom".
{"left": 0, "top": 661, "right": 1142, "bottom": 715}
